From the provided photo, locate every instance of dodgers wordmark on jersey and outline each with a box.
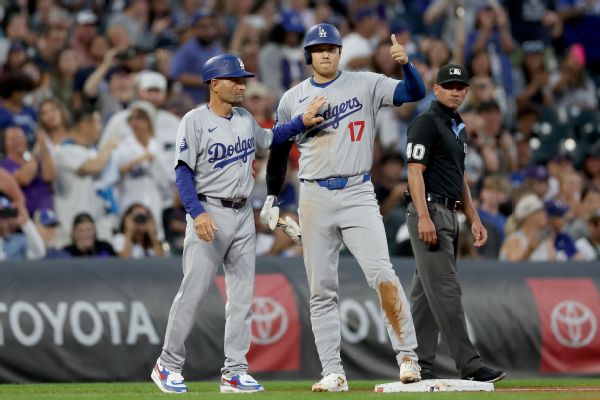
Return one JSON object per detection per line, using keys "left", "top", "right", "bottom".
{"left": 175, "top": 105, "right": 273, "bottom": 199}
{"left": 276, "top": 71, "right": 399, "bottom": 180}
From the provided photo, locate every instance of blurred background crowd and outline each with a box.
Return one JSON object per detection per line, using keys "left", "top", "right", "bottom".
{"left": 0, "top": 0, "right": 599, "bottom": 262}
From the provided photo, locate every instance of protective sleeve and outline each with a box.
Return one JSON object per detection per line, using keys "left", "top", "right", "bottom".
{"left": 175, "top": 162, "right": 205, "bottom": 218}
{"left": 393, "top": 61, "right": 426, "bottom": 106}
{"left": 271, "top": 115, "right": 304, "bottom": 146}
{"left": 266, "top": 140, "right": 294, "bottom": 196}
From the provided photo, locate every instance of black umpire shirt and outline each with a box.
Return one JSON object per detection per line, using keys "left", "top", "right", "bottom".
{"left": 406, "top": 100, "right": 467, "bottom": 200}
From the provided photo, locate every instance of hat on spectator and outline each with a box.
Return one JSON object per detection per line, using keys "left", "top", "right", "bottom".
{"left": 34, "top": 209, "right": 59, "bottom": 227}
{"left": 544, "top": 200, "right": 569, "bottom": 218}
{"left": 245, "top": 81, "right": 269, "bottom": 98}
{"left": 137, "top": 71, "right": 167, "bottom": 91}
{"left": 190, "top": 11, "right": 213, "bottom": 27}
{"left": 9, "top": 40, "right": 26, "bottom": 52}
{"left": 354, "top": 7, "right": 377, "bottom": 23}
{"left": 587, "top": 209, "right": 600, "bottom": 223}
{"left": 129, "top": 100, "right": 157, "bottom": 128}
{"left": 477, "top": 99, "right": 501, "bottom": 113}
{"left": 390, "top": 19, "right": 408, "bottom": 34}
{"left": 436, "top": 63, "right": 470, "bottom": 86}
{"left": 524, "top": 165, "right": 549, "bottom": 181}
{"left": 522, "top": 40, "right": 545, "bottom": 54}
{"left": 514, "top": 194, "right": 544, "bottom": 222}
{"left": 280, "top": 11, "right": 305, "bottom": 33}
{"left": 75, "top": 10, "right": 97, "bottom": 25}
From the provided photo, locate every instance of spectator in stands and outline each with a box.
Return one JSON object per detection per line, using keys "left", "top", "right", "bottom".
{"left": 0, "top": 72, "right": 37, "bottom": 148}
{"left": 556, "top": 170, "right": 584, "bottom": 224}
{"left": 37, "top": 98, "right": 71, "bottom": 158}
{"left": 84, "top": 62, "right": 136, "bottom": 123}
{"left": 550, "top": 43, "right": 598, "bottom": 111}
{"left": 576, "top": 209, "right": 600, "bottom": 261}
{"left": 504, "top": 0, "right": 562, "bottom": 45}
{"left": 73, "top": 35, "right": 111, "bottom": 112}
{"left": 71, "top": 10, "right": 98, "bottom": 69}
{"left": 477, "top": 175, "right": 510, "bottom": 258}
{"left": 113, "top": 203, "right": 164, "bottom": 258}
{"left": 339, "top": 7, "right": 378, "bottom": 70}
{"left": 106, "top": 24, "right": 132, "bottom": 51}
{"left": 113, "top": 101, "right": 170, "bottom": 240}
{"left": 514, "top": 40, "right": 555, "bottom": 109}
{"left": 0, "top": 125, "right": 55, "bottom": 215}
{"left": 557, "top": 0, "right": 600, "bottom": 77}
{"left": 163, "top": 192, "right": 186, "bottom": 256}
{"left": 54, "top": 108, "right": 119, "bottom": 245}
{"left": 465, "top": 4, "right": 514, "bottom": 98}
{"left": 258, "top": 10, "right": 306, "bottom": 101}
{"left": 546, "top": 154, "right": 574, "bottom": 199}
{"left": 0, "top": 194, "right": 46, "bottom": 261}
{"left": 374, "top": 152, "right": 407, "bottom": 220}
{"left": 63, "top": 212, "right": 116, "bottom": 257}
{"left": 583, "top": 144, "right": 600, "bottom": 191}
{"left": 475, "top": 100, "right": 515, "bottom": 174}
{"left": 50, "top": 48, "right": 80, "bottom": 109}
{"left": 522, "top": 165, "right": 551, "bottom": 200}
{"left": 108, "top": 0, "right": 150, "bottom": 49}
{"left": 169, "top": 11, "right": 223, "bottom": 104}
{"left": 545, "top": 199, "right": 580, "bottom": 260}
{"left": 2, "top": 40, "right": 28, "bottom": 74}
{"left": 101, "top": 71, "right": 180, "bottom": 212}
{"left": 32, "top": 17, "right": 70, "bottom": 73}
{"left": 500, "top": 193, "right": 556, "bottom": 261}
{"left": 33, "top": 208, "right": 68, "bottom": 258}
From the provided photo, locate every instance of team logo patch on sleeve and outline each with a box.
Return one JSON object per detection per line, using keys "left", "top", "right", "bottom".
{"left": 179, "top": 138, "right": 189, "bottom": 152}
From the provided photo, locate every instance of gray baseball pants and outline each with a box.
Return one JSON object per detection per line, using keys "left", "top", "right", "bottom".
{"left": 406, "top": 202, "right": 483, "bottom": 376}
{"left": 159, "top": 202, "right": 256, "bottom": 377}
{"left": 299, "top": 178, "right": 418, "bottom": 377}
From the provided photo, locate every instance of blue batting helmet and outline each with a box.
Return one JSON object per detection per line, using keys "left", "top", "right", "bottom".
{"left": 303, "top": 23, "right": 342, "bottom": 64}
{"left": 202, "top": 54, "right": 255, "bottom": 83}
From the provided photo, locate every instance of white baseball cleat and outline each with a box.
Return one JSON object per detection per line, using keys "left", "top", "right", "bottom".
{"left": 311, "top": 372, "right": 349, "bottom": 392}
{"left": 151, "top": 360, "right": 188, "bottom": 393}
{"left": 400, "top": 356, "right": 422, "bottom": 383}
{"left": 220, "top": 373, "right": 264, "bottom": 393}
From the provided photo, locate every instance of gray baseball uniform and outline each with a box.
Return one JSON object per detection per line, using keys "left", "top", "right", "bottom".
{"left": 275, "top": 71, "right": 418, "bottom": 376}
{"left": 159, "top": 105, "right": 272, "bottom": 376}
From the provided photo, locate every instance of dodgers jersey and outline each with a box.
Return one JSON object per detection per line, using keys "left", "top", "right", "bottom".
{"left": 175, "top": 105, "right": 273, "bottom": 199}
{"left": 276, "top": 71, "right": 399, "bottom": 180}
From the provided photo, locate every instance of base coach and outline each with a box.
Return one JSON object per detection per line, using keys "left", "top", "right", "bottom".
{"left": 404, "top": 63, "right": 505, "bottom": 383}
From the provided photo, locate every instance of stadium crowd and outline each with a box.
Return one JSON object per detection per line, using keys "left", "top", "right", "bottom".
{"left": 0, "top": 0, "right": 598, "bottom": 262}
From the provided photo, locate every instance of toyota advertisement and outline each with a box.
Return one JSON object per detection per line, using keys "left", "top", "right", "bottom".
{"left": 0, "top": 257, "right": 599, "bottom": 382}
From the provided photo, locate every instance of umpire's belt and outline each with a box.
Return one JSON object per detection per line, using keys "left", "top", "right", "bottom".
{"left": 426, "top": 192, "right": 462, "bottom": 212}
{"left": 300, "top": 172, "right": 371, "bottom": 190}
{"left": 198, "top": 194, "right": 247, "bottom": 209}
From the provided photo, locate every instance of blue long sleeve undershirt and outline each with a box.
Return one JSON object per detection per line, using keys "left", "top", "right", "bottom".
{"left": 393, "top": 61, "right": 426, "bottom": 106}
{"left": 271, "top": 114, "right": 305, "bottom": 145}
{"left": 175, "top": 162, "right": 205, "bottom": 219}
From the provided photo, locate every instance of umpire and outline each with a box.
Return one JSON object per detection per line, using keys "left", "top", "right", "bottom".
{"left": 405, "top": 63, "right": 505, "bottom": 383}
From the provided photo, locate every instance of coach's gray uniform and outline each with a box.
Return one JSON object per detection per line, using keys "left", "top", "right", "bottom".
{"left": 277, "top": 71, "right": 418, "bottom": 376}
{"left": 159, "top": 105, "right": 272, "bottom": 376}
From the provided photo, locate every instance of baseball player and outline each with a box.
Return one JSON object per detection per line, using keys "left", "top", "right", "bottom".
{"left": 405, "top": 63, "right": 505, "bottom": 383}
{"left": 260, "top": 24, "right": 426, "bottom": 392}
{"left": 151, "top": 54, "right": 326, "bottom": 394}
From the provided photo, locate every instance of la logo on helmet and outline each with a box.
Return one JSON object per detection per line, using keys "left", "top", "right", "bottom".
{"left": 239, "top": 59, "right": 246, "bottom": 70}
{"left": 318, "top": 26, "right": 327, "bottom": 37}
{"left": 449, "top": 68, "right": 462, "bottom": 75}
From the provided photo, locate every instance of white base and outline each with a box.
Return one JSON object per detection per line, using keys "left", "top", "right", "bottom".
{"left": 374, "top": 379, "right": 494, "bottom": 393}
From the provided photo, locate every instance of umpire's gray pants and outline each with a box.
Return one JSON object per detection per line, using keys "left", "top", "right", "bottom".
{"left": 406, "top": 202, "right": 483, "bottom": 376}
{"left": 160, "top": 203, "right": 255, "bottom": 376}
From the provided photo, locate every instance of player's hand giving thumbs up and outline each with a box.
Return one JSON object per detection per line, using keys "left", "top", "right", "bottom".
{"left": 390, "top": 34, "right": 408, "bottom": 65}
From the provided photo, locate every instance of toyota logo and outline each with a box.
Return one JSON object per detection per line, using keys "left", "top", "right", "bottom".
{"left": 251, "top": 297, "right": 288, "bottom": 345}
{"left": 550, "top": 300, "right": 597, "bottom": 348}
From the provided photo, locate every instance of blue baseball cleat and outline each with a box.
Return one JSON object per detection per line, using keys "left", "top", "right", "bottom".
{"left": 220, "top": 373, "right": 265, "bottom": 393}
{"left": 151, "top": 360, "right": 188, "bottom": 394}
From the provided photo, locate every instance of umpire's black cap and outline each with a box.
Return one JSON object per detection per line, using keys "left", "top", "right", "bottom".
{"left": 436, "top": 63, "right": 470, "bottom": 86}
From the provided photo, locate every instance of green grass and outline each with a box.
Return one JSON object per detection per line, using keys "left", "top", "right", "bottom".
{"left": 1, "top": 379, "right": 600, "bottom": 400}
